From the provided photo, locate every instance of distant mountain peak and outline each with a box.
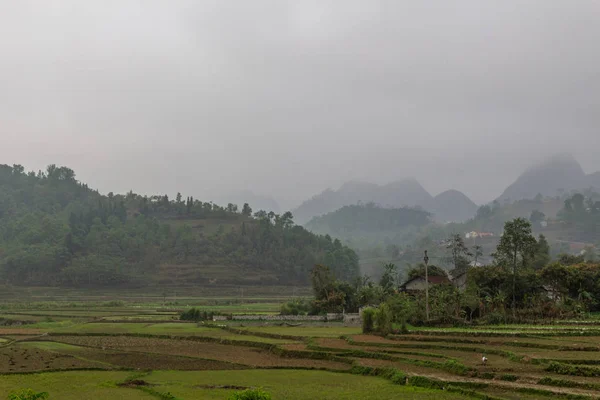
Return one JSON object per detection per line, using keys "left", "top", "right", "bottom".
{"left": 433, "top": 190, "right": 478, "bottom": 223}
{"left": 526, "top": 153, "right": 584, "bottom": 174}
{"left": 497, "top": 153, "right": 597, "bottom": 202}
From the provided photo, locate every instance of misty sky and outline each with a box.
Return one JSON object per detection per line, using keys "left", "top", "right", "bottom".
{"left": 1, "top": 1, "right": 599, "bottom": 208}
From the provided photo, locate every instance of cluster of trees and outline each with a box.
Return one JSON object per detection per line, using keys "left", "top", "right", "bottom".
{"left": 291, "top": 218, "right": 600, "bottom": 327}
{"left": 0, "top": 164, "right": 359, "bottom": 287}
{"left": 559, "top": 193, "right": 600, "bottom": 241}
{"left": 179, "top": 308, "right": 222, "bottom": 322}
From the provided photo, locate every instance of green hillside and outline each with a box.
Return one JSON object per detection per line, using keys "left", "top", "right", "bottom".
{"left": 0, "top": 164, "right": 358, "bottom": 287}
{"left": 305, "top": 203, "right": 431, "bottom": 251}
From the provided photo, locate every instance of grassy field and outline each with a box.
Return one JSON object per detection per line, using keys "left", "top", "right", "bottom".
{"left": 0, "top": 370, "right": 467, "bottom": 399}
{"left": 2, "top": 292, "right": 600, "bottom": 399}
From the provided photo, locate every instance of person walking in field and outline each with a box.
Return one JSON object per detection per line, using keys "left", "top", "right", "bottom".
{"left": 482, "top": 355, "right": 488, "bottom": 365}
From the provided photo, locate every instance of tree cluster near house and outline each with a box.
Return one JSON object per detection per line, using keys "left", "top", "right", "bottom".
{"left": 290, "top": 217, "right": 600, "bottom": 328}
{"left": 0, "top": 164, "right": 359, "bottom": 287}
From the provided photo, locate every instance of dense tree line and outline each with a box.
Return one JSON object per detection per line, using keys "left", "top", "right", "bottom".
{"left": 558, "top": 193, "right": 600, "bottom": 242}
{"left": 291, "top": 218, "right": 600, "bottom": 326}
{"left": 0, "top": 164, "right": 359, "bottom": 287}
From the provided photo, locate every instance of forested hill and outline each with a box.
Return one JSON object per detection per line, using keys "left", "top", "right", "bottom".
{"left": 305, "top": 203, "right": 432, "bottom": 250}
{"left": 0, "top": 164, "right": 358, "bottom": 287}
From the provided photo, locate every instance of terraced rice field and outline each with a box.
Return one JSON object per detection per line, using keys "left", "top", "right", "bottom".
{"left": 3, "top": 302, "right": 600, "bottom": 399}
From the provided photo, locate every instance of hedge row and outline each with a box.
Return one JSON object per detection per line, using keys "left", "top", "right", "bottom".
{"left": 538, "top": 376, "right": 600, "bottom": 391}
{"left": 546, "top": 361, "right": 600, "bottom": 377}
{"left": 393, "top": 335, "right": 600, "bottom": 352}
{"left": 345, "top": 337, "right": 526, "bottom": 364}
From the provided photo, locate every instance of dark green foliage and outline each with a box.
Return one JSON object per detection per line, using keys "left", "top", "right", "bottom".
{"left": 379, "top": 263, "right": 398, "bottom": 294}
{"left": 559, "top": 193, "right": 600, "bottom": 242}
{"left": 558, "top": 254, "right": 586, "bottom": 266}
{"left": 407, "top": 376, "right": 444, "bottom": 390}
{"left": 546, "top": 361, "right": 600, "bottom": 377}
{"left": 538, "top": 377, "right": 600, "bottom": 391}
{"left": 7, "top": 389, "right": 49, "bottom": 400}
{"left": 374, "top": 303, "right": 393, "bottom": 336}
{"left": 179, "top": 308, "right": 216, "bottom": 321}
{"left": 499, "top": 374, "right": 518, "bottom": 382}
{"left": 493, "top": 218, "right": 538, "bottom": 313}
{"left": 0, "top": 164, "right": 359, "bottom": 286}
{"left": 532, "top": 234, "right": 551, "bottom": 269}
{"left": 361, "top": 308, "right": 375, "bottom": 333}
{"left": 280, "top": 299, "right": 313, "bottom": 315}
{"left": 228, "top": 388, "right": 272, "bottom": 400}
{"left": 478, "top": 372, "right": 495, "bottom": 380}
{"left": 539, "top": 262, "right": 600, "bottom": 312}
{"left": 442, "top": 359, "right": 470, "bottom": 376}
{"left": 309, "top": 265, "right": 364, "bottom": 313}
{"left": 384, "top": 369, "right": 407, "bottom": 385}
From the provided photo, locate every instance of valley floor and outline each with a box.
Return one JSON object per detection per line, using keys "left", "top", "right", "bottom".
{"left": 2, "top": 288, "right": 600, "bottom": 399}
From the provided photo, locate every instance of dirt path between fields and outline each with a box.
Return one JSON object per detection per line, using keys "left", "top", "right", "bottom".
{"left": 415, "top": 372, "right": 600, "bottom": 398}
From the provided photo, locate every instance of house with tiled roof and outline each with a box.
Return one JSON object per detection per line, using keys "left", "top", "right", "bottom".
{"left": 400, "top": 275, "right": 451, "bottom": 293}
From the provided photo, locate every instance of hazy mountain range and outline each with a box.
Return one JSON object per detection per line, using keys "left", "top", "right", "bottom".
{"left": 292, "top": 154, "right": 600, "bottom": 225}
{"left": 292, "top": 179, "right": 478, "bottom": 224}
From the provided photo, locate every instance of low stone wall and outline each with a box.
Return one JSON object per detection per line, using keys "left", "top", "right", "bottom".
{"left": 212, "top": 314, "right": 345, "bottom": 322}
{"left": 343, "top": 313, "right": 361, "bottom": 325}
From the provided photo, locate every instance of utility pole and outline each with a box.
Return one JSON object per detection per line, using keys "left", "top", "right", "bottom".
{"left": 424, "top": 250, "right": 430, "bottom": 321}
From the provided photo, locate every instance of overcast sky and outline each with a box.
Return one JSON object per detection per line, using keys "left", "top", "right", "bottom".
{"left": 1, "top": 1, "right": 599, "bottom": 208}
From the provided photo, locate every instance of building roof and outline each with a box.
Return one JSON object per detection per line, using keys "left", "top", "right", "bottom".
{"left": 401, "top": 275, "right": 451, "bottom": 288}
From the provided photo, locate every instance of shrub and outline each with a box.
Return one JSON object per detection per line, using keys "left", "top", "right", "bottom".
{"left": 374, "top": 304, "right": 393, "bottom": 336}
{"left": 280, "top": 299, "right": 311, "bottom": 315}
{"left": 408, "top": 376, "right": 444, "bottom": 390}
{"left": 400, "top": 320, "right": 409, "bottom": 334}
{"left": 482, "top": 312, "right": 506, "bottom": 325}
{"left": 8, "top": 389, "right": 49, "bottom": 400}
{"left": 383, "top": 369, "right": 407, "bottom": 385}
{"left": 362, "top": 308, "right": 375, "bottom": 333}
{"left": 443, "top": 360, "right": 470, "bottom": 375}
{"left": 103, "top": 300, "right": 125, "bottom": 307}
{"left": 545, "top": 361, "right": 600, "bottom": 377}
{"left": 499, "top": 374, "right": 518, "bottom": 382}
{"left": 179, "top": 308, "right": 215, "bottom": 322}
{"left": 228, "top": 388, "right": 272, "bottom": 400}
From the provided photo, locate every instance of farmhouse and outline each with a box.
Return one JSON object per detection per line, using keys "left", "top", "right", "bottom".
{"left": 401, "top": 275, "right": 450, "bottom": 292}
{"left": 465, "top": 231, "right": 495, "bottom": 239}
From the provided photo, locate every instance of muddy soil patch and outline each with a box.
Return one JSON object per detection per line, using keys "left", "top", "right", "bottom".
{"left": 0, "top": 346, "right": 107, "bottom": 373}
{"left": 195, "top": 384, "right": 252, "bottom": 390}
{"left": 118, "top": 379, "right": 155, "bottom": 388}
